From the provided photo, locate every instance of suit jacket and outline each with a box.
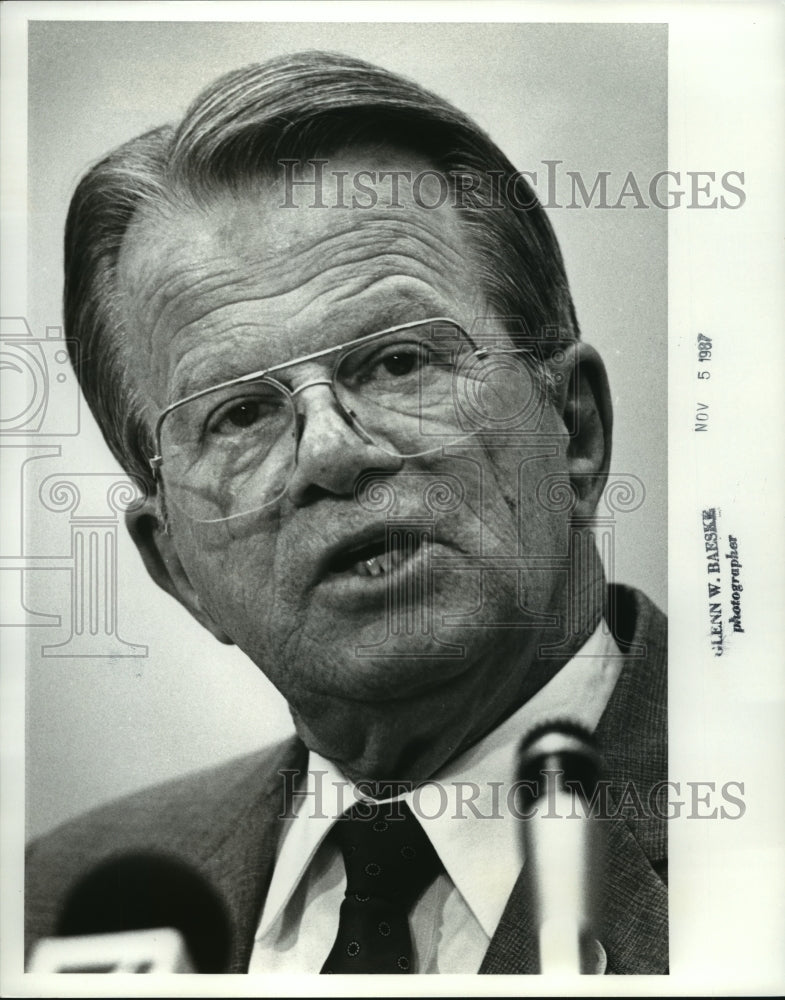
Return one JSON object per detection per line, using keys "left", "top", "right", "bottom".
{"left": 25, "top": 582, "right": 667, "bottom": 974}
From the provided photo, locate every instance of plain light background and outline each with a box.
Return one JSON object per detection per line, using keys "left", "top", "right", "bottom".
{"left": 24, "top": 20, "right": 667, "bottom": 839}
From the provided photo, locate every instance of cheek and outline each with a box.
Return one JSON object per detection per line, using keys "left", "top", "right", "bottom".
{"left": 480, "top": 444, "right": 572, "bottom": 610}
{"left": 173, "top": 519, "right": 279, "bottom": 637}
{"left": 484, "top": 440, "right": 568, "bottom": 534}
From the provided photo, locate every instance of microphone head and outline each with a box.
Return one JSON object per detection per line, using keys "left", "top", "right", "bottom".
{"left": 56, "top": 852, "right": 231, "bottom": 973}
{"left": 517, "top": 720, "right": 603, "bottom": 808}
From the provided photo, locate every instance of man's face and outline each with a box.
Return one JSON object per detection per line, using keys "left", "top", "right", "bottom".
{"left": 119, "top": 152, "right": 573, "bottom": 783}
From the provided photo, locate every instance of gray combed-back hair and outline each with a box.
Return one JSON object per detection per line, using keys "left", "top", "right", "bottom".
{"left": 64, "top": 50, "right": 580, "bottom": 494}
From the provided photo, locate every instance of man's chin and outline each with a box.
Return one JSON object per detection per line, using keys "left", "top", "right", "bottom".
{"left": 290, "top": 700, "right": 472, "bottom": 787}
{"left": 286, "top": 633, "right": 521, "bottom": 783}
{"left": 307, "top": 635, "right": 476, "bottom": 703}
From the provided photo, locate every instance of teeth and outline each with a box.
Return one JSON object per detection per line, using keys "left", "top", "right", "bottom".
{"left": 353, "top": 555, "right": 386, "bottom": 577}
{"left": 349, "top": 539, "right": 428, "bottom": 577}
{"left": 365, "top": 556, "right": 383, "bottom": 577}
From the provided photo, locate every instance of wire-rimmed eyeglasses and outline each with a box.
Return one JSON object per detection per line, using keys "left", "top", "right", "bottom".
{"left": 148, "top": 317, "right": 539, "bottom": 523}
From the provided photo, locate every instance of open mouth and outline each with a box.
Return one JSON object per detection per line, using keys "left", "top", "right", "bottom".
{"left": 326, "top": 532, "right": 427, "bottom": 578}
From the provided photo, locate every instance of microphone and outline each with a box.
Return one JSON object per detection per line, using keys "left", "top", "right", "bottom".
{"left": 516, "top": 721, "right": 605, "bottom": 974}
{"left": 26, "top": 852, "right": 232, "bottom": 973}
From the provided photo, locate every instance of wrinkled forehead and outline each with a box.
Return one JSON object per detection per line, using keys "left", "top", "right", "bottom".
{"left": 118, "top": 145, "right": 472, "bottom": 280}
{"left": 116, "top": 148, "right": 486, "bottom": 404}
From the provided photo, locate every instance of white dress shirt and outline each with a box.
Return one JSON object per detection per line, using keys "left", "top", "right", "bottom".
{"left": 250, "top": 623, "right": 623, "bottom": 973}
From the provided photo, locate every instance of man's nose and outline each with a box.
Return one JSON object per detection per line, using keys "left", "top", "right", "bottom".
{"left": 285, "top": 383, "right": 403, "bottom": 507}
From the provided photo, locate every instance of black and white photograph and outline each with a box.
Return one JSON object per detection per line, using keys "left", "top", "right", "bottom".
{"left": 1, "top": 2, "right": 782, "bottom": 995}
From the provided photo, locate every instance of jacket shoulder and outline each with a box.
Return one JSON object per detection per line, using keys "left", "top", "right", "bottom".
{"left": 26, "top": 738, "right": 304, "bottom": 955}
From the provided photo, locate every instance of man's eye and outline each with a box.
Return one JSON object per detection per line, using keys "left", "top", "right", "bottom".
{"left": 208, "top": 397, "right": 272, "bottom": 436}
{"left": 364, "top": 344, "right": 427, "bottom": 381}
{"left": 379, "top": 349, "right": 419, "bottom": 377}
{"left": 224, "top": 401, "right": 261, "bottom": 428}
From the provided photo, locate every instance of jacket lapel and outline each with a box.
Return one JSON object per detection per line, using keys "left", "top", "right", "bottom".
{"left": 478, "top": 863, "right": 539, "bottom": 973}
{"left": 479, "top": 808, "right": 669, "bottom": 974}
{"left": 600, "top": 807, "right": 669, "bottom": 973}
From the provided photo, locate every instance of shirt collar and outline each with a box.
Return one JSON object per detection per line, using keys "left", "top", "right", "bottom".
{"left": 258, "top": 621, "right": 622, "bottom": 941}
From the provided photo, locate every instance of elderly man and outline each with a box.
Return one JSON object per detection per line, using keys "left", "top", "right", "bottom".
{"left": 25, "top": 51, "right": 667, "bottom": 975}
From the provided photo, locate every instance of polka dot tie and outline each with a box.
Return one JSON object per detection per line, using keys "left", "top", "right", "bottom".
{"left": 320, "top": 800, "right": 442, "bottom": 974}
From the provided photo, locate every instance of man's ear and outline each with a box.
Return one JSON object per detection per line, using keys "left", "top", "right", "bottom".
{"left": 549, "top": 341, "right": 613, "bottom": 518}
{"left": 125, "top": 500, "right": 234, "bottom": 645}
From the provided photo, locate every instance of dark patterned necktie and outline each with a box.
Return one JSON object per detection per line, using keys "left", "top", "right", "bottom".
{"left": 320, "top": 800, "right": 443, "bottom": 973}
